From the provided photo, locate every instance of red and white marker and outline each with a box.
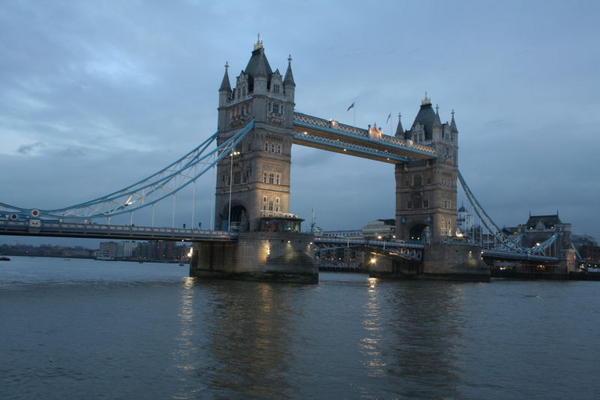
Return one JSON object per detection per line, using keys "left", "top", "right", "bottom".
{"left": 31, "top": 209, "right": 40, "bottom": 217}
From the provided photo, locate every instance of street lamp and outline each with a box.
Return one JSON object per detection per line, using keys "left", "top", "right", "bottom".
{"left": 227, "top": 150, "right": 240, "bottom": 232}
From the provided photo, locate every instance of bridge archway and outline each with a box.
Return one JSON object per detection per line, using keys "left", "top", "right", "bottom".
{"left": 409, "top": 224, "right": 430, "bottom": 243}
{"left": 219, "top": 203, "right": 249, "bottom": 232}
{"left": 230, "top": 205, "right": 249, "bottom": 232}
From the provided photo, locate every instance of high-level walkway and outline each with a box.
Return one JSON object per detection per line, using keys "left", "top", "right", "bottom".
{"left": 292, "top": 112, "right": 437, "bottom": 163}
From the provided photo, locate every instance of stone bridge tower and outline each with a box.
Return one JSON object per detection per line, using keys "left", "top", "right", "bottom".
{"left": 214, "top": 39, "right": 297, "bottom": 232}
{"left": 394, "top": 96, "right": 459, "bottom": 243}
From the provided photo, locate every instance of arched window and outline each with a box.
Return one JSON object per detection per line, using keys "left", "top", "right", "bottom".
{"left": 263, "top": 173, "right": 268, "bottom": 183}
{"left": 269, "top": 173, "right": 274, "bottom": 184}
{"left": 268, "top": 201, "right": 274, "bottom": 211}
{"left": 414, "top": 175, "right": 422, "bottom": 187}
{"left": 262, "top": 196, "right": 268, "bottom": 210}
{"left": 275, "top": 197, "right": 280, "bottom": 212}
{"left": 275, "top": 174, "right": 280, "bottom": 185}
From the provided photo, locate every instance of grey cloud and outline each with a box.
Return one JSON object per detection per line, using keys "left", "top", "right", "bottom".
{"left": 17, "top": 141, "right": 44, "bottom": 154}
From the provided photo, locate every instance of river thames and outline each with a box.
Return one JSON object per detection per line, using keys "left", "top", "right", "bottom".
{"left": 1, "top": 256, "right": 598, "bottom": 399}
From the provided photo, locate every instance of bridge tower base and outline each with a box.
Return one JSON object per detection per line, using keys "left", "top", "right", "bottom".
{"left": 421, "top": 243, "right": 489, "bottom": 281}
{"left": 370, "top": 243, "right": 489, "bottom": 281}
{"left": 189, "top": 232, "right": 318, "bottom": 284}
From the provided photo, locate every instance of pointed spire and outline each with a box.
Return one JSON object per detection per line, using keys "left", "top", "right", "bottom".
{"left": 254, "top": 33, "right": 264, "bottom": 50}
{"left": 395, "top": 112, "right": 404, "bottom": 137}
{"left": 421, "top": 92, "right": 431, "bottom": 106}
{"left": 284, "top": 54, "right": 295, "bottom": 87}
{"left": 450, "top": 109, "right": 458, "bottom": 132}
{"left": 434, "top": 104, "right": 441, "bottom": 125}
{"left": 219, "top": 61, "right": 231, "bottom": 92}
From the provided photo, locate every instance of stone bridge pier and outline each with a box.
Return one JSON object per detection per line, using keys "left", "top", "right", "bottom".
{"left": 189, "top": 232, "right": 318, "bottom": 283}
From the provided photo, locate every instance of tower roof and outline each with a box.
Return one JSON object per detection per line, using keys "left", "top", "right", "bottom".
{"left": 394, "top": 112, "right": 404, "bottom": 137}
{"left": 245, "top": 45, "right": 273, "bottom": 78}
{"left": 219, "top": 62, "right": 231, "bottom": 92}
{"left": 526, "top": 214, "right": 562, "bottom": 230}
{"left": 284, "top": 55, "right": 295, "bottom": 87}
{"left": 450, "top": 109, "right": 458, "bottom": 132}
{"left": 412, "top": 96, "right": 437, "bottom": 140}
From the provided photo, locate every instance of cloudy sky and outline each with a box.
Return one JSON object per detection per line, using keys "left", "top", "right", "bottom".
{"left": 1, "top": 0, "right": 599, "bottom": 245}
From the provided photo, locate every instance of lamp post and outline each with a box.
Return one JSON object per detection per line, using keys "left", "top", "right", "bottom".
{"left": 227, "top": 150, "right": 240, "bottom": 232}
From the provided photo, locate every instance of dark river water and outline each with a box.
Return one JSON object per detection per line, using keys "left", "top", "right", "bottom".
{"left": 1, "top": 256, "right": 599, "bottom": 399}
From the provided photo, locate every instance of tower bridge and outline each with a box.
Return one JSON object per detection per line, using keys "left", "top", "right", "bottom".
{"left": 0, "top": 39, "right": 580, "bottom": 282}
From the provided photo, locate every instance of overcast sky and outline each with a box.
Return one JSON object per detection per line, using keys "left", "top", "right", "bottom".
{"left": 1, "top": 0, "right": 599, "bottom": 246}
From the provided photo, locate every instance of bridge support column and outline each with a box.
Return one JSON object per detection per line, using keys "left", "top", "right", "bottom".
{"left": 421, "top": 243, "right": 489, "bottom": 281}
{"left": 370, "top": 243, "right": 489, "bottom": 281}
{"left": 189, "top": 232, "right": 318, "bottom": 283}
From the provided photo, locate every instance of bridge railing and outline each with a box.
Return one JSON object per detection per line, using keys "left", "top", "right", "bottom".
{"left": 0, "top": 220, "right": 236, "bottom": 241}
{"left": 314, "top": 237, "right": 425, "bottom": 250}
{"left": 293, "top": 131, "right": 409, "bottom": 162}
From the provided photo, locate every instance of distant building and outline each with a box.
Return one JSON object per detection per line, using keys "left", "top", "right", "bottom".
{"left": 456, "top": 205, "right": 474, "bottom": 236}
{"left": 132, "top": 240, "right": 186, "bottom": 262}
{"left": 580, "top": 245, "right": 600, "bottom": 262}
{"left": 361, "top": 219, "right": 395, "bottom": 240}
{"left": 518, "top": 213, "right": 572, "bottom": 254}
{"left": 116, "top": 241, "right": 137, "bottom": 258}
{"left": 97, "top": 242, "right": 118, "bottom": 260}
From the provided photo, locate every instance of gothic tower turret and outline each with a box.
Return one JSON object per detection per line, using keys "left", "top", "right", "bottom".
{"left": 395, "top": 95, "right": 459, "bottom": 243}
{"left": 214, "top": 39, "right": 298, "bottom": 232}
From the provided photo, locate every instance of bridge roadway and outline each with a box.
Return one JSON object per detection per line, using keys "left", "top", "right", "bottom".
{"left": 482, "top": 249, "right": 559, "bottom": 263}
{"left": 292, "top": 112, "right": 437, "bottom": 164}
{"left": 0, "top": 220, "right": 236, "bottom": 242}
{"left": 1, "top": 219, "right": 556, "bottom": 265}
{"left": 313, "top": 237, "right": 424, "bottom": 261}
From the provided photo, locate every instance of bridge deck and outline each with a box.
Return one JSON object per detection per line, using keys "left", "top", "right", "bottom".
{"left": 0, "top": 220, "right": 237, "bottom": 242}
{"left": 482, "top": 249, "right": 559, "bottom": 263}
{"left": 314, "top": 237, "right": 424, "bottom": 249}
{"left": 293, "top": 112, "right": 437, "bottom": 163}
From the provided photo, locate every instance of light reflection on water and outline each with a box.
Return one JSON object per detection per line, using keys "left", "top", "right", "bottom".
{"left": 361, "top": 277, "right": 386, "bottom": 378}
{"left": 1, "top": 257, "right": 599, "bottom": 400}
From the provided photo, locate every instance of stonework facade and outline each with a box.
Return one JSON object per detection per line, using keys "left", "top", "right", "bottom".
{"left": 215, "top": 40, "right": 297, "bottom": 231}
{"left": 395, "top": 97, "right": 459, "bottom": 243}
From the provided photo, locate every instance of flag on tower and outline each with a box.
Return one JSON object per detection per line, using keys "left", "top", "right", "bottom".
{"left": 346, "top": 102, "right": 355, "bottom": 111}
{"left": 386, "top": 113, "right": 391, "bottom": 124}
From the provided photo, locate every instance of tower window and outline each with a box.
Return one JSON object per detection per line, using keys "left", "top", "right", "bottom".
{"left": 273, "top": 84, "right": 280, "bottom": 94}
{"left": 276, "top": 173, "right": 281, "bottom": 185}
{"left": 272, "top": 103, "right": 280, "bottom": 114}
{"left": 263, "top": 172, "right": 268, "bottom": 183}
{"left": 269, "top": 173, "right": 275, "bottom": 184}
{"left": 414, "top": 175, "right": 422, "bottom": 187}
